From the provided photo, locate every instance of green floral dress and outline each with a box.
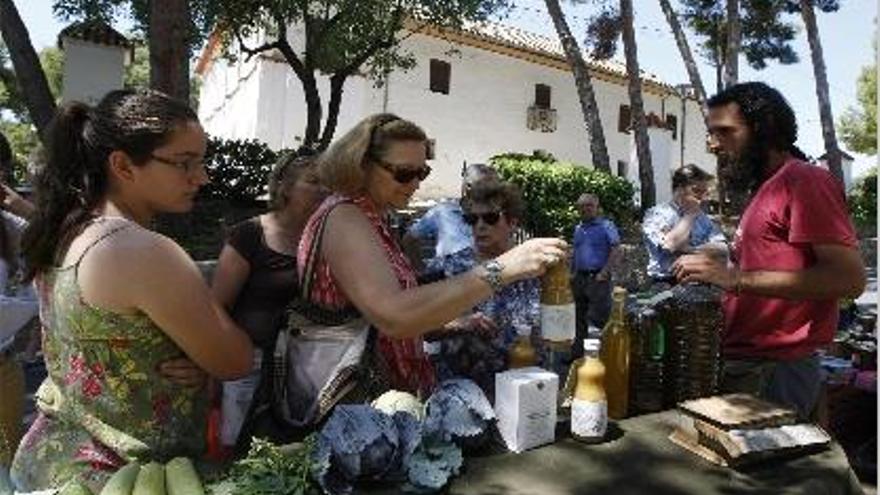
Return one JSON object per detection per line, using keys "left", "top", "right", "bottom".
{"left": 10, "top": 220, "right": 208, "bottom": 492}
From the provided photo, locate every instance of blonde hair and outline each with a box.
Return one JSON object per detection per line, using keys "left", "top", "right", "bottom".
{"left": 318, "top": 113, "right": 428, "bottom": 195}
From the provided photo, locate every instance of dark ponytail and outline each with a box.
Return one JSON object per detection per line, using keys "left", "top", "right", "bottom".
{"left": 22, "top": 89, "right": 197, "bottom": 279}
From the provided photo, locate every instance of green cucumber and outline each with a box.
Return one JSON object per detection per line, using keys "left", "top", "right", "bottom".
{"left": 99, "top": 461, "right": 141, "bottom": 495}
{"left": 164, "top": 457, "right": 204, "bottom": 495}
{"left": 132, "top": 462, "right": 166, "bottom": 495}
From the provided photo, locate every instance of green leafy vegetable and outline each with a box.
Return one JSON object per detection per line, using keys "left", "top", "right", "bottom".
{"left": 223, "top": 437, "right": 317, "bottom": 495}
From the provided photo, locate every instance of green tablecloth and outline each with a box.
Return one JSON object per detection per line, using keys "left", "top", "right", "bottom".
{"left": 373, "top": 411, "right": 864, "bottom": 495}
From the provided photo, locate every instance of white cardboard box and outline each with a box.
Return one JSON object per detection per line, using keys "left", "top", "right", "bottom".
{"left": 494, "top": 367, "right": 558, "bottom": 453}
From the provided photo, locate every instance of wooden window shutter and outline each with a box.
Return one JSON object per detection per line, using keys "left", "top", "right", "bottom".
{"left": 429, "top": 59, "right": 451, "bottom": 95}
{"left": 535, "top": 84, "right": 552, "bottom": 109}
{"left": 666, "top": 114, "right": 678, "bottom": 140}
{"left": 618, "top": 104, "right": 631, "bottom": 133}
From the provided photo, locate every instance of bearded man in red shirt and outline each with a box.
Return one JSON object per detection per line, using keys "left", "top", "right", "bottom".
{"left": 672, "top": 82, "right": 866, "bottom": 418}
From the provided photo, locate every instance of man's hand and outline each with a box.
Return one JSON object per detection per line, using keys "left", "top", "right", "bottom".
{"left": 159, "top": 357, "right": 208, "bottom": 389}
{"left": 679, "top": 193, "right": 702, "bottom": 215}
{"left": 0, "top": 182, "right": 11, "bottom": 206}
{"left": 1, "top": 182, "right": 35, "bottom": 219}
{"left": 695, "top": 242, "right": 729, "bottom": 262}
{"left": 672, "top": 253, "right": 738, "bottom": 291}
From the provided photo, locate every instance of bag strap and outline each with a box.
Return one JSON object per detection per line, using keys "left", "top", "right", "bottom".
{"left": 299, "top": 200, "right": 335, "bottom": 298}
{"left": 293, "top": 199, "right": 360, "bottom": 325}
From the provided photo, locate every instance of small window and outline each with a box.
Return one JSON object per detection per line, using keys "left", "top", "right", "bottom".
{"left": 666, "top": 114, "right": 678, "bottom": 140}
{"left": 617, "top": 160, "right": 628, "bottom": 178}
{"left": 429, "top": 59, "right": 451, "bottom": 95}
{"left": 535, "top": 84, "right": 552, "bottom": 109}
{"left": 618, "top": 104, "right": 631, "bottom": 133}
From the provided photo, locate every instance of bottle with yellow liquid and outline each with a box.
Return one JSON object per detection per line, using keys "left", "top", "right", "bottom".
{"left": 540, "top": 260, "right": 576, "bottom": 376}
{"left": 508, "top": 324, "right": 538, "bottom": 369}
{"left": 571, "top": 339, "right": 607, "bottom": 442}
{"left": 600, "top": 286, "right": 630, "bottom": 420}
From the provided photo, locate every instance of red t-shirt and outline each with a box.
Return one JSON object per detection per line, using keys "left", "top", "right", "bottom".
{"left": 722, "top": 158, "right": 857, "bottom": 360}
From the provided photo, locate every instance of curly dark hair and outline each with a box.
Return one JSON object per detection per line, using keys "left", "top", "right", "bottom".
{"left": 22, "top": 89, "right": 198, "bottom": 279}
{"left": 707, "top": 82, "right": 808, "bottom": 160}
{"left": 461, "top": 180, "right": 525, "bottom": 222}
{"left": 707, "top": 82, "right": 809, "bottom": 194}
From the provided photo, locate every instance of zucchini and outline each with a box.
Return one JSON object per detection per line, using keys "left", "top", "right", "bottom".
{"left": 165, "top": 457, "right": 205, "bottom": 495}
{"left": 99, "top": 461, "right": 141, "bottom": 495}
{"left": 132, "top": 462, "right": 166, "bottom": 495}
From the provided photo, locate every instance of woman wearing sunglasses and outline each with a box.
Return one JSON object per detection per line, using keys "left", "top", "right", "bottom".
{"left": 296, "top": 113, "right": 566, "bottom": 404}
{"left": 425, "top": 180, "right": 542, "bottom": 399}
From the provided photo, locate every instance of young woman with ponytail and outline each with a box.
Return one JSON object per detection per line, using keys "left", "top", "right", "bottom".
{"left": 10, "top": 89, "right": 253, "bottom": 492}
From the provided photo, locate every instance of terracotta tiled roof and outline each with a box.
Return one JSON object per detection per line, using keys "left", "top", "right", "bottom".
{"left": 58, "top": 20, "right": 132, "bottom": 49}
{"left": 456, "top": 19, "right": 670, "bottom": 88}
{"left": 197, "top": 18, "right": 674, "bottom": 91}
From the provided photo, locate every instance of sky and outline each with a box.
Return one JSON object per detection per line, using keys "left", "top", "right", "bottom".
{"left": 15, "top": 0, "right": 878, "bottom": 178}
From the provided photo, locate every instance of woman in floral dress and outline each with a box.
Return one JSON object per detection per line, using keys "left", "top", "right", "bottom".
{"left": 10, "top": 90, "right": 254, "bottom": 492}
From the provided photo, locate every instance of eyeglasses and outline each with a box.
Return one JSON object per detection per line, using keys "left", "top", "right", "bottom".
{"left": 150, "top": 154, "right": 206, "bottom": 175}
{"left": 376, "top": 160, "right": 431, "bottom": 184}
{"left": 463, "top": 211, "right": 502, "bottom": 226}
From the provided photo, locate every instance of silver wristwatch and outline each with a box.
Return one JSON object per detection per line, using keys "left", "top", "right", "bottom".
{"left": 477, "top": 259, "right": 505, "bottom": 292}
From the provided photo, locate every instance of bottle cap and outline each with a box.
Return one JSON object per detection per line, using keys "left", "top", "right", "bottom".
{"left": 583, "top": 338, "right": 601, "bottom": 353}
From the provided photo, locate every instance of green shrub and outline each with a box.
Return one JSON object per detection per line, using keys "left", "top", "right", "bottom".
{"left": 201, "top": 137, "right": 281, "bottom": 204}
{"left": 489, "top": 151, "right": 636, "bottom": 239}
{"left": 849, "top": 166, "right": 877, "bottom": 234}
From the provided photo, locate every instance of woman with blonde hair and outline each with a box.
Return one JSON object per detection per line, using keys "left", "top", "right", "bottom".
{"left": 286, "top": 113, "right": 565, "bottom": 426}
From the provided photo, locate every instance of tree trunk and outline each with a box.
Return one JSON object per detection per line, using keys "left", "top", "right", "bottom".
{"left": 800, "top": 0, "right": 843, "bottom": 182}
{"left": 0, "top": 0, "right": 56, "bottom": 140}
{"left": 274, "top": 34, "right": 322, "bottom": 149}
{"left": 148, "top": 0, "right": 190, "bottom": 102}
{"left": 299, "top": 71, "right": 322, "bottom": 149}
{"left": 658, "top": 0, "right": 707, "bottom": 119}
{"left": 544, "top": 0, "right": 611, "bottom": 173}
{"left": 621, "top": 0, "right": 654, "bottom": 209}
{"left": 319, "top": 74, "right": 347, "bottom": 150}
{"left": 724, "top": 0, "right": 741, "bottom": 88}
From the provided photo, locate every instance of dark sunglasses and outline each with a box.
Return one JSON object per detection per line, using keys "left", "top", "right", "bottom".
{"left": 377, "top": 160, "right": 432, "bottom": 184}
{"left": 463, "top": 211, "right": 502, "bottom": 226}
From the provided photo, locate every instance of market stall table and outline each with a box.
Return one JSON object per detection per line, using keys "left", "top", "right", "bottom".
{"left": 368, "top": 410, "right": 863, "bottom": 495}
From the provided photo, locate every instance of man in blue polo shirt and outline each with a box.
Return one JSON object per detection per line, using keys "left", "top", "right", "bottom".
{"left": 571, "top": 193, "right": 620, "bottom": 357}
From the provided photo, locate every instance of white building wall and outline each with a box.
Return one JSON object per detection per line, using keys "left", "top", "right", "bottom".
{"left": 198, "top": 42, "right": 265, "bottom": 141}
{"left": 61, "top": 39, "right": 126, "bottom": 105}
{"left": 198, "top": 30, "right": 717, "bottom": 200}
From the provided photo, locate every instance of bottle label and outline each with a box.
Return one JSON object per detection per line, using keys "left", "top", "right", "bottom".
{"left": 571, "top": 398, "right": 607, "bottom": 439}
{"left": 540, "top": 303, "right": 576, "bottom": 342}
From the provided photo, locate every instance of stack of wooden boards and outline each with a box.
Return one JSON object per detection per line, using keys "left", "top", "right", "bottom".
{"left": 669, "top": 393, "right": 831, "bottom": 467}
